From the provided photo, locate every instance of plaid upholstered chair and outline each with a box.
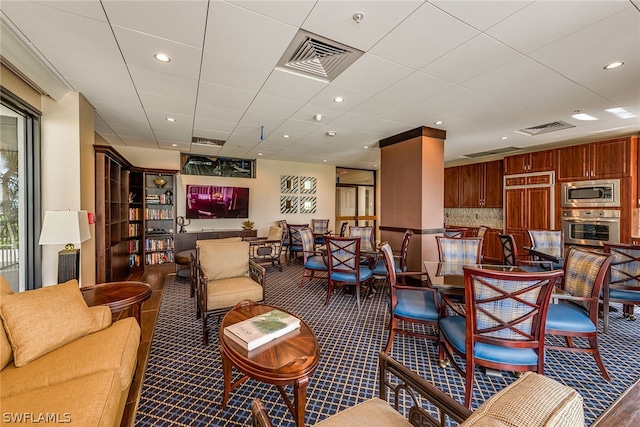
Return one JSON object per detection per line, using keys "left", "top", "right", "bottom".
{"left": 371, "top": 230, "right": 413, "bottom": 284}
{"left": 310, "top": 219, "right": 330, "bottom": 245}
{"left": 276, "top": 219, "right": 289, "bottom": 261}
{"left": 444, "top": 227, "right": 468, "bottom": 238}
{"left": 545, "top": 247, "right": 614, "bottom": 380}
{"left": 438, "top": 266, "right": 563, "bottom": 407}
{"left": 349, "top": 225, "right": 376, "bottom": 266}
{"left": 497, "top": 234, "right": 548, "bottom": 272}
{"left": 338, "top": 221, "right": 348, "bottom": 237}
{"left": 603, "top": 242, "right": 640, "bottom": 323}
{"left": 527, "top": 229, "right": 564, "bottom": 270}
{"left": 286, "top": 223, "right": 308, "bottom": 264}
{"left": 380, "top": 242, "right": 439, "bottom": 353}
{"left": 299, "top": 228, "right": 328, "bottom": 288}
{"left": 325, "top": 236, "right": 374, "bottom": 310}
{"left": 436, "top": 236, "right": 483, "bottom": 264}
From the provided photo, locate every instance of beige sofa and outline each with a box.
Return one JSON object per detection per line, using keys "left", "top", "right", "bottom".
{"left": 0, "top": 276, "right": 140, "bottom": 426}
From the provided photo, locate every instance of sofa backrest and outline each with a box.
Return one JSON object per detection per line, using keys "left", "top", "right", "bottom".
{"left": 0, "top": 275, "right": 14, "bottom": 370}
{"left": 198, "top": 241, "right": 250, "bottom": 280}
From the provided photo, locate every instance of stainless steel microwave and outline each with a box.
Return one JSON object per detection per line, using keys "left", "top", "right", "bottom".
{"left": 561, "top": 179, "right": 620, "bottom": 208}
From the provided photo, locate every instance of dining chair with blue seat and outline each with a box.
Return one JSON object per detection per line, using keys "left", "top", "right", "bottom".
{"left": 527, "top": 229, "right": 564, "bottom": 270}
{"left": 379, "top": 242, "right": 440, "bottom": 353}
{"left": 310, "top": 219, "right": 330, "bottom": 246}
{"left": 325, "top": 236, "right": 374, "bottom": 310}
{"left": 276, "top": 219, "right": 289, "bottom": 261}
{"left": 603, "top": 242, "right": 640, "bottom": 322}
{"left": 371, "top": 229, "right": 413, "bottom": 285}
{"left": 438, "top": 266, "right": 563, "bottom": 408}
{"left": 286, "top": 223, "right": 308, "bottom": 265}
{"left": 436, "top": 236, "right": 483, "bottom": 264}
{"left": 545, "top": 247, "right": 614, "bottom": 381}
{"left": 497, "top": 234, "right": 549, "bottom": 272}
{"left": 444, "top": 227, "right": 468, "bottom": 238}
{"left": 349, "top": 225, "right": 376, "bottom": 266}
{"left": 299, "top": 227, "right": 328, "bottom": 288}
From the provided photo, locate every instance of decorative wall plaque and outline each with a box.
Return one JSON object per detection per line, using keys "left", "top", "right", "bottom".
{"left": 300, "top": 176, "right": 316, "bottom": 194}
{"left": 280, "top": 175, "right": 298, "bottom": 193}
{"left": 280, "top": 196, "right": 298, "bottom": 214}
{"left": 300, "top": 196, "right": 316, "bottom": 214}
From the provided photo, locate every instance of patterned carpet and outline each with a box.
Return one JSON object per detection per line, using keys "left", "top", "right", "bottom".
{"left": 136, "top": 261, "right": 640, "bottom": 426}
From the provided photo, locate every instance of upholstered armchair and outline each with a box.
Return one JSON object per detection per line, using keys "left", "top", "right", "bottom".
{"left": 195, "top": 238, "right": 265, "bottom": 345}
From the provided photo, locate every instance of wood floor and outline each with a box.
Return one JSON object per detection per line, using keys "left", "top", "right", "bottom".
{"left": 119, "top": 265, "right": 172, "bottom": 427}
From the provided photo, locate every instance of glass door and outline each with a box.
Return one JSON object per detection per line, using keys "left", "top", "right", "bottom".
{"left": 335, "top": 168, "right": 377, "bottom": 233}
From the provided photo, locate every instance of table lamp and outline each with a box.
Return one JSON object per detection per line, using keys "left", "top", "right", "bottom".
{"left": 39, "top": 210, "right": 91, "bottom": 282}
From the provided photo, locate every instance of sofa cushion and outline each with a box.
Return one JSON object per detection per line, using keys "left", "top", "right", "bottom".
{"left": 0, "top": 317, "right": 140, "bottom": 398}
{"left": 0, "top": 275, "right": 14, "bottom": 370}
{"left": 199, "top": 241, "right": 250, "bottom": 280}
{"left": 313, "top": 397, "right": 412, "bottom": 427}
{"left": 0, "top": 280, "right": 99, "bottom": 367}
{"left": 1, "top": 369, "right": 123, "bottom": 427}
{"left": 206, "top": 277, "right": 263, "bottom": 310}
{"left": 460, "top": 372, "right": 584, "bottom": 427}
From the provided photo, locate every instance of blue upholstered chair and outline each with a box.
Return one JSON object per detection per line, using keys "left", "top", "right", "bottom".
{"left": 276, "top": 219, "right": 289, "bottom": 261}
{"left": 604, "top": 242, "right": 640, "bottom": 322}
{"left": 497, "top": 234, "right": 548, "bottom": 272}
{"left": 438, "top": 266, "right": 563, "bottom": 407}
{"left": 436, "top": 236, "right": 483, "bottom": 264}
{"left": 372, "top": 230, "right": 413, "bottom": 284}
{"left": 380, "top": 242, "right": 439, "bottom": 353}
{"left": 325, "top": 236, "right": 373, "bottom": 310}
{"left": 349, "top": 226, "right": 376, "bottom": 266}
{"left": 338, "top": 221, "right": 348, "bottom": 237}
{"left": 545, "top": 247, "right": 614, "bottom": 381}
{"left": 444, "top": 228, "right": 468, "bottom": 238}
{"left": 286, "top": 223, "right": 307, "bottom": 264}
{"left": 527, "top": 229, "right": 564, "bottom": 270}
{"left": 310, "top": 219, "right": 330, "bottom": 245}
{"left": 299, "top": 228, "right": 328, "bottom": 288}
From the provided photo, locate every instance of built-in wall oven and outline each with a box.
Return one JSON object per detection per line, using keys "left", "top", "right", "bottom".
{"left": 562, "top": 210, "right": 620, "bottom": 246}
{"left": 561, "top": 179, "right": 620, "bottom": 208}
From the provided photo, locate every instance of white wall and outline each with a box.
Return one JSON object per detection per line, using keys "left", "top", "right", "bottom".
{"left": 114, "top": 147, "right": 337, "bottom": 237}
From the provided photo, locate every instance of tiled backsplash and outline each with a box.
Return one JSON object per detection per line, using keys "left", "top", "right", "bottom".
{"left": 444, "top": 208, "right": 503, "bottom": 230}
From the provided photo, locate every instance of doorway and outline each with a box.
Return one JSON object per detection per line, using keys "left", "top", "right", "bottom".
{"left": 335, "top": 168, "right": 376, "bottom": 234}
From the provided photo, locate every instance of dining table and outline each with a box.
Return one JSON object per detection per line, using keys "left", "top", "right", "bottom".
{"left": 523, "top": 246, "right": 565, "bottom": 268}
{"left": 423, "top": 261, "right": 530, "bottom": 296}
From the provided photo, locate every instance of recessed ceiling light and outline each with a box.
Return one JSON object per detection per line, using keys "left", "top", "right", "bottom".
{"left": 572, "top": 112, "right": 598, "bottom": 121}
{"left": 606, "top": 107, "right": 637, "bottom": 119}
{"left": 500, "top": 136, "right": 508, "bottom": 140}
{"left": 435, "top": 120, "right": 443, "bottom": 125}
{"left": 258, "top": 153, "right": 263, "bottom": 156}
{"left": 334, "top": 97, "right": 344, "bottom": 103}
{"left": 154, "top": 53, "right": 171, "bottom": 63}
{"left": 373, "top": 164, "right": 378, "bottom": 168}
{"left": 363, "top": 145, "right": 368, "bottom": 149}
{"left": 166, "top": 117, "right": 175, "bottom": 122}
{"left": 326, "top": 131, "right": 336, "bottom": 137}
{"left": 283, "top": 134, "right": 290, "bottom": 138}
{"left": 171, "top": 144, "right": 177, "bottom": 147}
{"left": 323, "top": 159, "right": 327, "bottom": 162}
{"left": 604, "top": 61, "right": 624, "bottom": 70}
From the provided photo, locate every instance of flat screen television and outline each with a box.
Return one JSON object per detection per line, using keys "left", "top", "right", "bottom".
{"left": 186, "top": 185, "right": 249, "bottom": 219}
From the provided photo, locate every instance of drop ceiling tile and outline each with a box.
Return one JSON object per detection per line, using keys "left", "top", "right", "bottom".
{"left": 102, "top": 0, "right": 208, "bottom": 48}
{"left": 33, "top": 0, "right": 107, "bottom": 21}
{"left": 204, "top": 1, "right": 298, "bottom": 67}
{"left": 420, "top": 34, "right": 522, "bottom": 85}
{"left": 38, "top": 46, "right": 130, "bottom": 87}
{"left": 369, "top": 2, "right": 479, "bottom": 70}
{"left": 191, "top": 128, "right": 231, "bottom": 142}
{"left": 247, "top": 94, "right": 304, "bottom": 118}
{"left": 200, "top": 51, "right": 272, "bottom": 92}
{"left": 196, "top": 82, "right": 257, "bottom": 111}
{"left": 307, "top": 85, "right": 372, "bottom": 112}
{"left": 326, "top": 112, "right": 380, "bottom": 131}
{"left": 194, "top": 103, "right": 245, "bottom": 123}
{"left": 461, "top": 56, "right": 555, "bottom": 96}
{"left": 274, "top": 118, "right": 323, "bottom": 136}
{"left": 259, "top": 68, "right": 327, "bottom": 103}
{"left": 89, "top": 99, "right": 148, "bottom": 124}
{"left": 348, "top": 96, "right": 407, "bottom": 120}
{"left": 301, "top": 0, "right": 424, "bottom": 51}
{"left": 128, "top": 66, "right": 198, "bottom": 101}
{"left": 188, "top": 144, "right": 222, "bottom": 156}
{"left": 139, "top": 92, "right": 196, "bottom": 117}
{"left": 112, "top": 26, "right": 203, "bottom": 79}
{"left": 486, "top": 0, "right": 630, "bottom": 54}
{"left": 193, "top": 117, "right": 238, "bottom": 134}
{"left": 225, "top": 0, "right": 315, "bottom": 27}
{"left": 289, "top": 104, "right": 342, "bottom": 124}
{"left": 378, "top": 71, "right": 454, "bottom": 105}
{"left": 331, "top": 53, "right": 413, "bottom": 95}
{"left": 429, "top": 0, "right": 533, "bottom": 31}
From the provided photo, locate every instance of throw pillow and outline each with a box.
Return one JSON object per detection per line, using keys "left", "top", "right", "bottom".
{"left": 0, "top": 280, "right": 98, "bottom": 367}
{"left": 0, "top": 275, "right": 14, "bottom": 369}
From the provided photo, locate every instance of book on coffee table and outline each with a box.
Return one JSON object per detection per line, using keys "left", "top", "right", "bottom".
{"left": 224, "top": 309, "right": 301, "bottom": 351}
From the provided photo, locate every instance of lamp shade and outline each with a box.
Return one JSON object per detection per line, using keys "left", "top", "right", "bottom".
{"left": 39, "top": 210, "right": 91, "bottom": 247}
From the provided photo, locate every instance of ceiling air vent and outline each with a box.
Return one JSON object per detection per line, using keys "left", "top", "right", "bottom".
{"left": 516, "top": 121, "right": 575, "bottom": 136}
{"left": 191, "top": 137, "right": 225, "bottom": 147}
{"left": 277, "top": 30, "right": 364, "bottom": 82}
{"left": 462, "top": 146, "right": 523, "bottom": 159}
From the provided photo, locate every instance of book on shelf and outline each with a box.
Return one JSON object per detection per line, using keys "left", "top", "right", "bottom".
{"left": 223, "top": 309, "right": 301, "bottom": 351}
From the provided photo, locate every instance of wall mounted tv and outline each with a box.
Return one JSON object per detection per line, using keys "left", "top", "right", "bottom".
{"left": 186, "top": 185, "right": 249, "bottom": 219}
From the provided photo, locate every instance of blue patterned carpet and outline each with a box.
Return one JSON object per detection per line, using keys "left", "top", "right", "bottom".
{"left": 136, "top": 262, "right": 640, "bottom": 426}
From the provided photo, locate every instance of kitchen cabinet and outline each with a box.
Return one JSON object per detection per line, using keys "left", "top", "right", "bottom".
{"left": 444, "top": 166, "right": 460, "bottom": 208}
{"left": 556, "top": 138, "right": 633, "bottom": 182}
{"left": 503, "top": 149, "right": 556, "bottom": 175}
{"left": 504, "top": 184, "right": 554, "bottom": 259}
{"left": 459, "top": 160, "right": 503, "bottom": 208}
{"left": 483, "top": 228, "right": 503, "bottom": 263}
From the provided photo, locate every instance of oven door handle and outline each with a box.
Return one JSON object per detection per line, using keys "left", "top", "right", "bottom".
{"left": 563, "top": 218, "right": 619, "bottom": 223}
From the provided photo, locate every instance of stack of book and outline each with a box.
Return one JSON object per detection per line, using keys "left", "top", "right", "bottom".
{"left": 224, "top": 309, "right": 301, "bottom": 351}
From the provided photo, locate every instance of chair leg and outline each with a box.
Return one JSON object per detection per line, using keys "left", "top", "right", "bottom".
{"left": 464, "top": 360, "right": 475, "bottom": 408}
{"left": 589, "top": 335, "right": 610, "bottom": 381}
{"left": 384, "top": 318, "right": 397, "bottom": 353}
{"left": 325, "top": 280, "right": 334, "bottom": 306}
{"left": 300, "top": 269, "right": 308, "bottom": 288}
{"left": 202, "top": 312, "right": 209, "bottom": 346}
{"left": 355, "top": 282, "right": 361, "bottom": 310}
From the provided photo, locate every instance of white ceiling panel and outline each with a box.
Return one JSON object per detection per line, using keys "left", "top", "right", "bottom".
{"left": 2, "top": 0, "right": 638, "bottom": 168}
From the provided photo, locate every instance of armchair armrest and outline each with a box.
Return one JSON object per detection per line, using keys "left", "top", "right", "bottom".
{"left": 249, "top": 259, "right": 266, "bottom": 288}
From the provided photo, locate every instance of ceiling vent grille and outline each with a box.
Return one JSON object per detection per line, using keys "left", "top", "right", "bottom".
{"left": 191, "top": 137, "right": 225, "bottom": 147}
{"left": 277, "top": 30, "right": 364, "bottom": 82}
{"left": 516, "top": 121, "right": 575, "bottom": 136}
{"left": 462, "top": 146, "right": 522, "bottom": 159}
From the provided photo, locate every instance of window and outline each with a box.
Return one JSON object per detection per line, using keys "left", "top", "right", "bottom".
{"left": 1, "top": 88, "right": 42, "bottom": 291}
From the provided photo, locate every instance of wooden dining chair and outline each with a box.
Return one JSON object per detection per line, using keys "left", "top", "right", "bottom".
{"left": 526, "top": 229, "right": 564, "bottom": 270}
{"left": 603, "top": 242, "right": 640, "bottom": 331}
{"left": 444, "top": 228, "right": 468, "bottom": 238}
{"left": 497, "top": 234, "right": 549, "bottom": 272}
{"left": 438, "top": 266, "right": 563, "bottom": 407}
{"left": 276, "top": 219, "right": 289, "bottom": 261}
{"left": 545, "top": 247, "right": 614, "bottom": 381}
{"left": 299, "top": 228, "right": 328, "bottom": 288}
{"left": 380, "top": 242, "right": 439, "bottom": 353}
{"left": 436, "top": 236, "right": 483, "bottom": 264}
{"left": 371, "top": 230, "right": 413, "bottom": 285}
{"left": 310, "top": 219, "right": 330, "bottom": 245}
{"left": 325, "top": 236, "right": 374, "bottom": 310}
{"left": 338, "top": 221, "right": 349, "bottom": 237}
{"left": 286, "top": 223, "right": 308, "bottom": 264}
{"left": 349, "top": 226, "right": 376, "bottom": 265}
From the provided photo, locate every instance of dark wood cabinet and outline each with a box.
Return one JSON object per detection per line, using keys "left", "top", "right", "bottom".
{"left": 504, "top": 184, "right": 554, "bottom": 259}
{"left": 483, "top": 228, "right": 503, "bottom": 263}
{"left": 556, "top": 138, "right": 632, "bottom": 182}
{"left": 503, "top": 150, "right": 555, "bottom": 175}
{"left": 144, "top": 172, "right": 177, "bottom": 267}
{"left": 174, "top": 229, "right": 258, "bottom": 253}
{"left": 444, "top": 166, "right": 460, "bottom": 208}
{"left": 456, "top": 160, "right": 503, "bottom": 208}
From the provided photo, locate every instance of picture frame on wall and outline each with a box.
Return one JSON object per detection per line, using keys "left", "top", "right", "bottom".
{"left": 280, "top": 175, "right": 298, "bottom": 194}
{"left": 280, "top": 196, "right": 298, "bottom": 214}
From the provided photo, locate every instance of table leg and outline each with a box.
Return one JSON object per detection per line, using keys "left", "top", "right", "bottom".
{"left": 221, "top": 352, "right": 232, "bottom": 408}
{"left": 293, "top": 376, "right": 309, "bottom": 427}
{"left": 131, "top": 303, "right": 143, "bottom": 325}
{"left": 603, "top": 281, "right": 610, "bottom": 334}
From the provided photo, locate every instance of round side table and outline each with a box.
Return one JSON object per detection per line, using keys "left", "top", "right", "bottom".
{"left": 81, "top": 281, "right": 152, "bottom": 325}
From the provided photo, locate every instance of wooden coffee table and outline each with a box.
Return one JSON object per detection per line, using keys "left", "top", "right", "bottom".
{"left": 81, "top": 281, "right": 152, "bottom": 325}
{"left": 219, "top": 302, "right": 320, "bottom": 427}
